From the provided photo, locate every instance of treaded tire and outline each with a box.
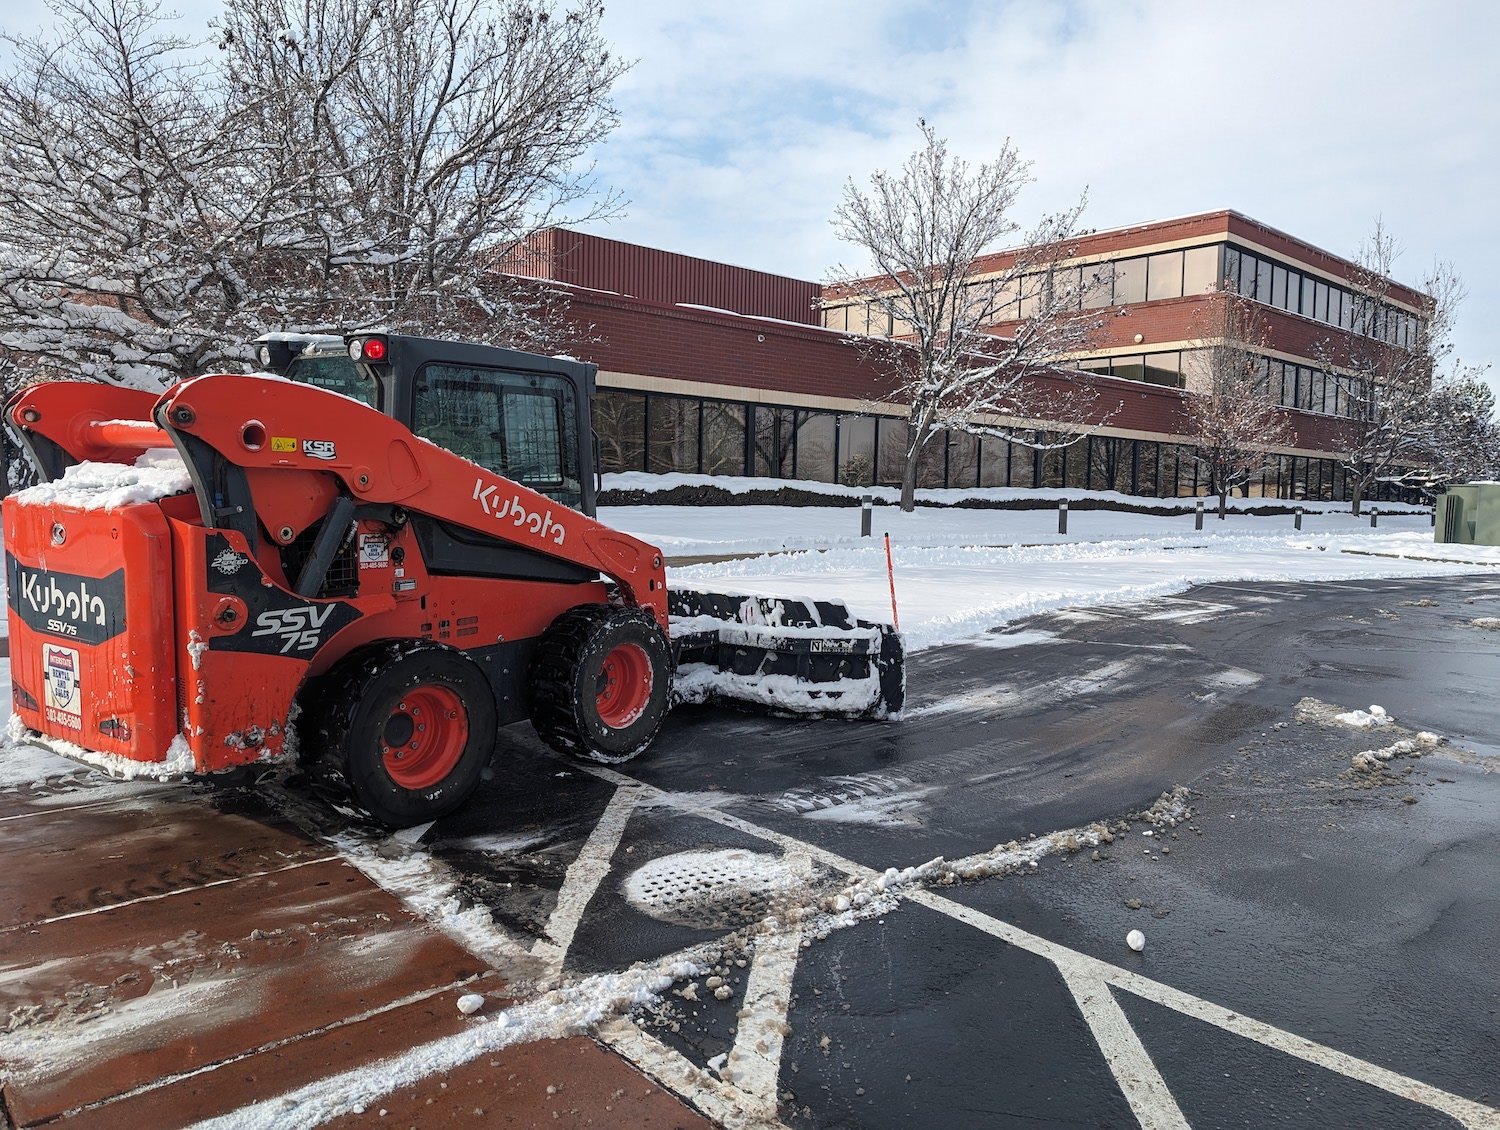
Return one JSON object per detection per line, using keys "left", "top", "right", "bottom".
{"left": 305, "top": 641, "right": 496, "bottom": 828}
{"left": 529, "top": 605, "right": 671, "bottom": 763}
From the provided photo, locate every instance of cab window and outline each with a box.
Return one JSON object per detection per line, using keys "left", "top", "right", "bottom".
{"left": 286, "top": 355, "right": 378, "bottom": 408}
{"left": 414, "top": 364, "right": 581, "bottom": 510}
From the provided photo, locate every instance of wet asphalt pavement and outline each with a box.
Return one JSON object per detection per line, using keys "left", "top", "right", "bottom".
{"left": 366, "top": 575, "right": 1500, "bottom": 1126}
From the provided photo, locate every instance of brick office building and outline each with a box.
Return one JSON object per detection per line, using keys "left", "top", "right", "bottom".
{"left": 512, "top": 211, "right": 1430, "bottom": 503}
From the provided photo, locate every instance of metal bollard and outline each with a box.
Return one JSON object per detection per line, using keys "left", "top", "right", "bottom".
{"left": 1431, "top": 506, "right": 1437, "bottom": 527}
{"left": 1370, "top": 507, "right": 1378, "bottom": 528}
{"left": 1294, "top": 506, "right": 1303, "bottom": 531}
{"left": 1058, "top": 499, "right": 1068, "bottom": 535}
{"left": 1195, "top": 499, "right": 1204, "bottom": 531}
{"left": 860, "top": 494, "right": 872, "bottom": 538}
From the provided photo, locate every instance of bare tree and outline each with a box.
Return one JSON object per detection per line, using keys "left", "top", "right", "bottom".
{"left": 0, "top": 0, "right": 274, "bottom": 386}
{"left": 1313, "top": 220, "right": 1471, "bottom": 515}
{"left": 216, "top": 0, "right": 626, "bottom": 338}
{"left": 1184, "top": 292, "right": 1293, "bottom": 517}
{"left": 829, "top": 122, "right": 1112, "bottom": 512}
{"left": 0, "top": 0, "right": 624, "bottom": 388}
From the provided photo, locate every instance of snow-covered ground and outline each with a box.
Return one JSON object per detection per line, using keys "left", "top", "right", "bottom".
{"left": 597, "top": 488, "right": 1499, "bottom": 654}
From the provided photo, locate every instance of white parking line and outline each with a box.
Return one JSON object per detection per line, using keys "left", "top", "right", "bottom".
{"left": 587, "top": 764, "right": 1500, "bottom": 1129}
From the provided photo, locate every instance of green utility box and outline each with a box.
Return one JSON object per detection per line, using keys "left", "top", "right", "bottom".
{"left": 1435, "top": 483, "right": 1500, "bottom": 545}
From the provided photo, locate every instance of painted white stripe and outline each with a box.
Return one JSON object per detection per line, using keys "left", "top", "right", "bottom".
{"left": 0, "top": 856, "right": 337, "bottom": 935}
{"left": 530, "top": 785, "right": 639, "bottom": 974}
{"left": 723, "top": 852, "right": 810, "bottom": 1114}
{"left": 1055, "top": 963, "right": 1189, "bottom": 1130}
{"left": 598, "top": 1017, "right": 786, "bottom": 1130}
{"left": 586, "top": 764, "right": 1500, "bottom": 1129}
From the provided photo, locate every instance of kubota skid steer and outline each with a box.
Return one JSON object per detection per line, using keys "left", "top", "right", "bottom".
{"left": 3, "top": 333, "right": 904, "bottom": 826}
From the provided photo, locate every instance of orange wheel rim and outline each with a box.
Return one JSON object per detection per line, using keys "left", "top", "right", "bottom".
{"left": 380, "top": 685, "right": 467, "bottom": 789}
{"left": 595, "top": 642, "right": 653, "bottom": 728}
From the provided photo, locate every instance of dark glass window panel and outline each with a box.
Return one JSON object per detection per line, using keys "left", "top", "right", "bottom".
{"left": 1142, "top": 352, "right": 1183, "bottom": 388}
{"left": 1271, "top": 265, "right": 1288, "bottom": 309}
{"left": 1112, "top": 354, "right": 1147, "bottom": 382}
{"left": 876, "top": 417, "right": 909, "bottom": 486}
{"left": 647, "top": 397, "right": 700, "bottom": 474}
{"left": 948, "top": 430, "right": 980, "bottom": 489}
{"left": 1256, "top": 258, "right": 1273, "bottom": 303}
{"left": 837, "top": 414, "right": 876, "bottom": 486}
{"left": 593, "top": 391, "right": 646, "bottom": 474}
{"left": 701, "top": 401, "right": 746, "bottom": 475}
{"left": 794, "top": 411, "right": 836, "bottom": 481}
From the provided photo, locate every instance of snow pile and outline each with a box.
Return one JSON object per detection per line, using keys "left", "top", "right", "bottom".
{"left": 810, "top": 788, "right": 1192, "bottom": 936}
{"left": 0, "top": 727, "right": 88, "bottom": 787}
{"left": 665, "top": 533, "right": 1497, "bottom": 654}
{"left": 1334, "top": 704, "right": 1394, "bottom": 728}
{"left": 11, "top": 449, "right": 191, "bottom": 512}
{"left": 195, "top": 957, "right": 709, "bottom": 1130}
{"left": 1, "top": 715, "right": 197, "bottom": 779}
{"left": 1472, "top": 617, "right": 1500, "bottom": 631}
{"left": 1348, "top": 731, "right": 1445, "bottom": 774}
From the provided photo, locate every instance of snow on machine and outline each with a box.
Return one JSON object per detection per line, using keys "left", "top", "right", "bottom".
{"left": 2, "top": 333, "right": 903, "bottom": 826}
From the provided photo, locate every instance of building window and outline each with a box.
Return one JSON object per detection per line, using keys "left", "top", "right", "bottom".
{"left": 1183, "top": 246, "right": 1220, "bottom": 294}
{"left": 794, "top": 411, "right": 837, "bottom": 481}
{"left": 1113, "top": 257, "right": 1147, "bottom": 305}
{"left": 592, "top": 390, "right": 646, "bottom": 474}
{"left": 647, "top": 397, "right": 700, "bottom": 474}
{"left": 701, "top": 401, "right": 746, "bottom": 475}
{"left": 837, "top": 415, "right": 876, "bottom": 485}
{"left": 1146, "top": 251, "right": 1184, "bottom": 301}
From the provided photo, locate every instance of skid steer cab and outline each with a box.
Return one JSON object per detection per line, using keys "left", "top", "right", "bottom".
{"left": 3, "top": 333, "right": 904, "bottom": 827}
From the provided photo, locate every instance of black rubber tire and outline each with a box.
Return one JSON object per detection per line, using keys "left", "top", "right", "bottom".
{"left": 303, "top": 641, "right": 496, "bottom": 828}
{"left": 529, "top": 605, "right": 672, "bottom": 763}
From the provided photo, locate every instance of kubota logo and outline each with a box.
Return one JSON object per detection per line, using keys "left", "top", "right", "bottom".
{"left": 20, "top": 571, "right": 106, "bottom": 628}
{"left": 251, "top": 606, "right": 335, "bottom": 653}
{"left": 472, "top": 478, "right": 566, "bottom": 546}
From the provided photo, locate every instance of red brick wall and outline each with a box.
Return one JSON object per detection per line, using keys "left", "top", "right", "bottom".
{"left": 563, "top": 288, "right": 1354, "bottom": 453}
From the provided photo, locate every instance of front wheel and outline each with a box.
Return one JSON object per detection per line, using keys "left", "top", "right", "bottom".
{"left": 306, "top": 642, "right": 496, "bottom": 828}
{"left": 529, "top": 605, "right": 672, "bottom": 763}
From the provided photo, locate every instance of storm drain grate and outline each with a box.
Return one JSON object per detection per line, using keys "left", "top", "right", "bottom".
{"left": 623, "top": 849, "right": 800, "bottom": 929}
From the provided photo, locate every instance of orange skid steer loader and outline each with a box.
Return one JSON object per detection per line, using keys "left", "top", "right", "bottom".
{"left": 2, "top": 334, "right": 904, "bottom": 826}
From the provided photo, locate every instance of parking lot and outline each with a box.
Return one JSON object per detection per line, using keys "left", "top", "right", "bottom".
{"left": 4, "top": 575, "right": 1499, "bottom": 1127}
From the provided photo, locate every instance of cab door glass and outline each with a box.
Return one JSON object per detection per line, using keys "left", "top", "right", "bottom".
{"left": 287, "top": 356, "right": 378, "bottom": 408}
{"left": 414, "top": 364, "right": 582, "bottom": 510}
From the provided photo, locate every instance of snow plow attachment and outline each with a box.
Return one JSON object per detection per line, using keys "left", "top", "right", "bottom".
{"left": 667, "top": 586, "right": 905, "bottom": 718}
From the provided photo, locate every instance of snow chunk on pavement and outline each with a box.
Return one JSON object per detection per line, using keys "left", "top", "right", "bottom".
{"left": 1333, "top": 704, "right": 1393, "bottom": 728}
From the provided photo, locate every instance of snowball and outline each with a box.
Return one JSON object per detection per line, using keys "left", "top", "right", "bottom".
{"left": 456, "top": 993, "right": 484, "bottom": 1015}
{"left": 1126, "top": 929, "right": 1146, "bottom": 952}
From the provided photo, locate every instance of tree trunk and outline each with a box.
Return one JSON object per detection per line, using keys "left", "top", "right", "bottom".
{"left": 900, "top": 448, "right": 920, "bottom": 512}
{"left": 1350, "top": 475, "right": 1365, "bottom": 517}
{"left": 1218, "top": 489, "right": 1229, "bottom": 519}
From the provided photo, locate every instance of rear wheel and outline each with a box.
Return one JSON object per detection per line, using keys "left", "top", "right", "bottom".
{"left": 530, "top": 605, "right": 671, "bottom": 763}
{"left": 306, "top": 642, "right": 495, "bottom": 827}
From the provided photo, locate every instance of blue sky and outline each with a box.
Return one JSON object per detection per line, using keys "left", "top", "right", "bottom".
{"left": 6, "top": 0, "right": 1498, "bottom": 398}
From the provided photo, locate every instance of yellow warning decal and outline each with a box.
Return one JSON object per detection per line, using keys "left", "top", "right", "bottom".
{"left": 270, "top": 437, "right": 297, "bottom": 452}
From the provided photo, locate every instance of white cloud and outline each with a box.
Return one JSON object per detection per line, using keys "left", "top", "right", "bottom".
{"left": 4, "top": 0, "right": 1495, "bottom": 395}
{"left": 591, "top": 0, "right": 1500, "bottom": 397}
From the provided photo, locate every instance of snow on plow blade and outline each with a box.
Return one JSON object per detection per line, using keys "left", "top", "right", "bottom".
{"left": 667, "top": 586, "right": 905, "bottom": 718}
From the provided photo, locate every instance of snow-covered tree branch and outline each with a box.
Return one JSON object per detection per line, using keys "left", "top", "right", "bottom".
{"left": 1184, "top": 292, "right": 1292, "bottom": 517}
{"left": 829, "top": 122, "right": 1112, "bottom": 512}
{"left": 0, "top": 0, "right": 625, "bottom": 388}
{"left": 1313, "top": 220, "right": 1487, "bottom": 514}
